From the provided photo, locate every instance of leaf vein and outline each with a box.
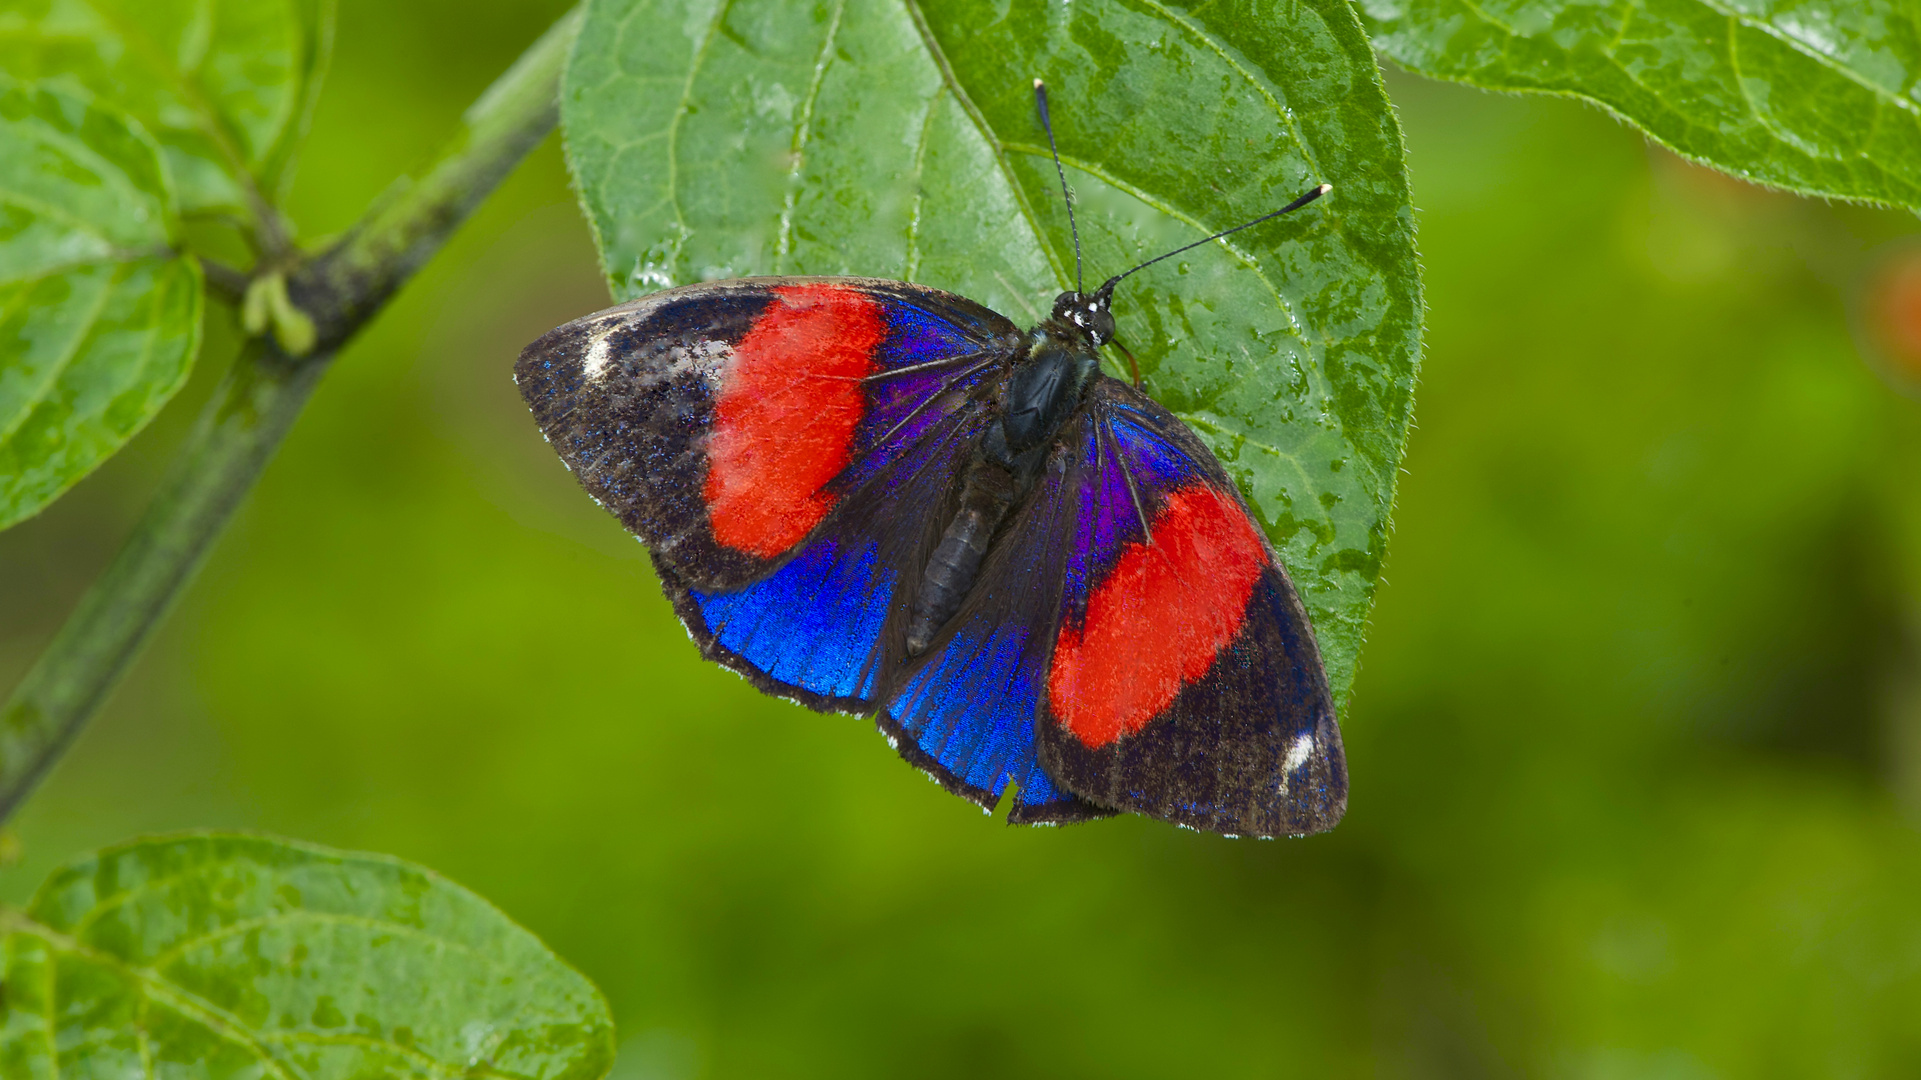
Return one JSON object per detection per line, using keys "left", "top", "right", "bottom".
{"left": 6, "top": 911, "right": 312, "bottom": 1080}
{"left": 257, "top": 1029, "right": 519, "bottom": 1080}
{"left": 666, "top": 0, "right": 737, "bottom": 248}
{"left": 774, "top": 0, "right": 850, "bottom": 273}
{"left": 143, "top": 908, "right": 489, "bottom": 972}
{"left": 68, "top": 0, "right": 275, "bottom": 212}
{"left": 897, "top": 0, "right": 1066, "bottom": 289}
{"left": 43, "top": 930, "right": 60, "bottom": 1080}
{"left": 903, "top": 84, "right": 946, "bottom": 282}
{"left": 1003, "top": 145, "right": 1320, "bottom": 349}
{"left": 1604, "top": 0, "right": 1635, "bottom": 57}
{"left": 1128, "top": 0, "right": 1325, "bottom": 181}
{"left": 0, "top": 262, "right": 118, "bottom": 446}
{"left": 1689, "top": 0, "right": 1920, "bottom": 118}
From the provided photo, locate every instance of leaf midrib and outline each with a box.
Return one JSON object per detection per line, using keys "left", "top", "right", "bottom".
{"left": 897, "top": 0, "right": 1067, "bottom": 291}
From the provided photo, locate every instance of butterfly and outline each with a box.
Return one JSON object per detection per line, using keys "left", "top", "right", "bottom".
{"left": 515, "top": 81, "right": 1345, "bottom": 837}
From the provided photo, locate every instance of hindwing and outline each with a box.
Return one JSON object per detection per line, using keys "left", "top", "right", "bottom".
{"left": 1034, "top": 380, "right": 1346, "bottom": 837}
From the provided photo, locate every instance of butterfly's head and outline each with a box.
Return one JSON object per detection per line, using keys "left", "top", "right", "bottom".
{"left": 1050, "top": 285, "right": 1115, "bottom": 347}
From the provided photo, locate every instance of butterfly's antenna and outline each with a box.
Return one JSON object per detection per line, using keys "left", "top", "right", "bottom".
{"left": 1096, "top": 183, "right": 1332, "bottom": 300}
{"left": 1034, "top": 79, "right": 1083, "bottom": 295}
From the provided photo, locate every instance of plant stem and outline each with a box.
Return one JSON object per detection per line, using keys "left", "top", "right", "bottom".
{"left": 0, "top": 7, "right": 584, "bottom": 826}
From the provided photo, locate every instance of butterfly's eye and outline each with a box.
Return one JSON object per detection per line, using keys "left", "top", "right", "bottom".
{"left": 1086, "top": 307, "right": 1115, "bottom": 346}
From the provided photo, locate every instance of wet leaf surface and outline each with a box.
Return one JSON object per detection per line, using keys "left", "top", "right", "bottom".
{"left": 0, "top": 833, "right": 616, "bottom": 1080}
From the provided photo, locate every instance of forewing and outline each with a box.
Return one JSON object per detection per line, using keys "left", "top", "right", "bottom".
{"left": 514, "top": 276, "right": 1019, "bottom": 590}
{"left": 1036, "top": 380, "right": 1346, "bottom": 837}
{"left": 878, "top": 419, "right": 1113, "bottom": 826}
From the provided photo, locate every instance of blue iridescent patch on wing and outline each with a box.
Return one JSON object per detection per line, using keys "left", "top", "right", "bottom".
{"left": 877, "top": 301, "right": 983, "bottom": 368}
{"left": 885, "top": 624, "right": 1074, "bottom": 809}
{"left": 691, "top": 539, "right": 893, "bottom": 703}
{"left": 1105, "top": 404, "right": 1209, "bottom": 487}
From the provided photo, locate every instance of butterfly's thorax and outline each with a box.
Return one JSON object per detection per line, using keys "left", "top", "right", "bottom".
{"left": 997, "top": 325, "right": 1100, "bottom": 455}
{"left": 905, "top": 321, "right": 1100, "bottom": 656}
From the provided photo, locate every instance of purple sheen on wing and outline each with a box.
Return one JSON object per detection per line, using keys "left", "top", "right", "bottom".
{"left": 878, "top": 302, "right": 982, "bottom": 368}
{"left": 838, "top": 396, "right": 985, "bottom": 501}
{"left": 1105, "top": 406, "right": 1204, "bottom": 488}
{"left": 846, "top": 300, "right": 1000, "bottom": 463}
{"left": 1060, "top": 405, "right": 1220, "bottom": 627}
{"left": 1063, "top": 424, "right": 1144, "bottom": 628}
{"left": 860, "top": 366, "right": 974, "bottom": 447}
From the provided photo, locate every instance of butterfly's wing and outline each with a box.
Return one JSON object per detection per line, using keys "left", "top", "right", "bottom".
{"left": 877, "top": 421, "right": 1115, "bottom": 825}
{"left": 1034, "top": 379, "right": 1346, "bottom": 837}
{"left": 514, "top": 276, "right": 1019, "bottom": 591}
{"left": 652, "top": 400, "right": 993, "bottom": 713}
{"left": 516, "top": 277, "right": 1019, "bottom": 714}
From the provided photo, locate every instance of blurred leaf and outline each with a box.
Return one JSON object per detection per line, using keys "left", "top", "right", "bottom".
{"left": 0, "top": 0, "right": 337, "bottom": 222}
{"left": 562, "top": 0, "right": 1421, "bottom": 705}
{"left": 0, "top": 80, "right": 202, "bottom": 531}
{"left": 1360, "top": 0, "right": 1921, "bottom": 210}
{"left": 0, "top": 833, "right": 616, "bottom": 1080}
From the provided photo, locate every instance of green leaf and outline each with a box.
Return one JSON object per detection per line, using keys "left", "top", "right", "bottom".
{"left": 0, "top": 79, "right": 203, "bottom": 531}
{"left": 0, "top": 0, "right": 337, "bottom": 222}
{"left": 1360, "top": 0, "right": 1921, "bottom": 210}
{"left": 0, "top": 833, "right": 617, "bottom": 1080}
{"left": 562, "top": 0, "right": 1422, "bottom": 707}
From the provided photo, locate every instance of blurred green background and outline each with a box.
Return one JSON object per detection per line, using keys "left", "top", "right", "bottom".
{"left": 6, "top": 1, "right": 1921, "bottom": 1075}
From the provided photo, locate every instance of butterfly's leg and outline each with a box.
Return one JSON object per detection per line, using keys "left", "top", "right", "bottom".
{"left": 1109, "top": 337, "right": 1142, "bottom": 388}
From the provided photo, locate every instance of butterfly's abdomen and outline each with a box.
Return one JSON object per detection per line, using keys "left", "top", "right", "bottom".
{"left": 906, "top": 461, "right": 1020, "bottom": 655}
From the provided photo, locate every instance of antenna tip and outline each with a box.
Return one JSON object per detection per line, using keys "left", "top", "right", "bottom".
{"left": 1317, "top": 183, "right": 1333, "bottom": 194}
{"left": 1034, "top": 77, "right": 1045, "bottom": 90}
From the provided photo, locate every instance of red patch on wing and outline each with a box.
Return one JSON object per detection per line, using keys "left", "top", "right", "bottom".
{"left": 704, "top": 284, "right": 886, "bottom": 557}
{"left": 1048, "top": 484, "right": 1268, "bottom": 748}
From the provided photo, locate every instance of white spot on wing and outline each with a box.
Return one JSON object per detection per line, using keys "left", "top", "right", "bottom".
{"left": 582, "top": 334, "right": 613, "bottom": 380}
{"left": 581, "top": 327, "right": 731, "bottom": 389}
{"left": 1284, "top": 732, "right": 1315, "bottom": 774}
